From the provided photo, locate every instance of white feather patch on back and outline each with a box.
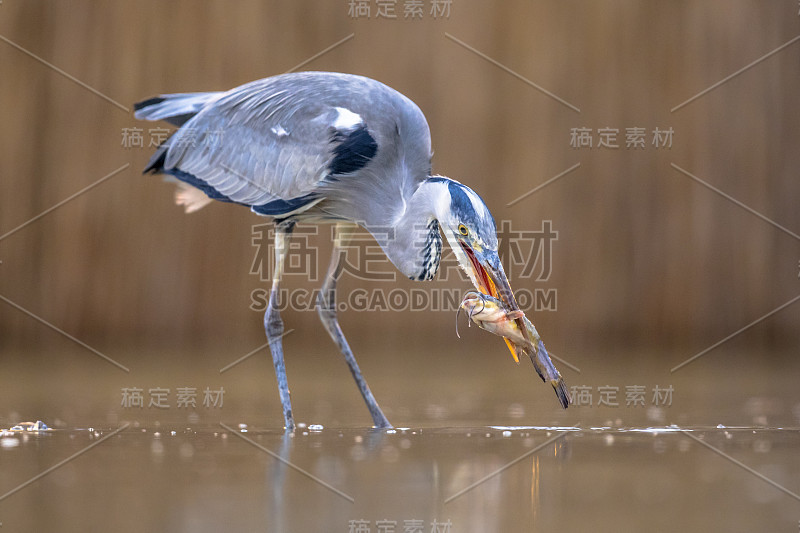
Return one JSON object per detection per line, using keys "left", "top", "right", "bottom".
{"left": 332, "top": 107, "right": 363, "bottom": 131}
{"left": 174, "top": 182, "right": 213, "bottom": 213}
{"left": 271, "top": 124, "right": 289, "bottom": 137}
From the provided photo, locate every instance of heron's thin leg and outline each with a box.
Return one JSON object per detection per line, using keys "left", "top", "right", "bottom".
{"left": 266, "top": 221, "right": 295, "bottom": 432}
{"left": 317, "top": 223, "right": 392, "bottom": 428}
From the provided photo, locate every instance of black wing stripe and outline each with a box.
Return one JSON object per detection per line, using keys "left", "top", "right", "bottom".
{"left": 328, "top": 125, "right": 378, "bottom": 176}
{"left": 251, "top": 194, "right": 319, "bottom": 216}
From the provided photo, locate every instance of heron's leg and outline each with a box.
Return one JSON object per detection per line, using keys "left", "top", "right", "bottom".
{"left": 266, "top": 221, "right": 295, "bottom": 432}
{"left": 317, "top": 223, "right": 392, "bottom": 428}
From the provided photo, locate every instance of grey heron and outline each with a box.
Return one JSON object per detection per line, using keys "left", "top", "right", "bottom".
{"left": 134, "top": 72, "right": 566, "bottom": 431}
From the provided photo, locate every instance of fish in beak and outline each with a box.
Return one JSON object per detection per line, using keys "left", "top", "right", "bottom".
{"left": 458, "top": 242, "right": 531, "bottom": 363}
{"left": 458, "top": 291, "right": 571, "bottom": 408}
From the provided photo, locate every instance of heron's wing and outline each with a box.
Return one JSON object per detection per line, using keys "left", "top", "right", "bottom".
{"left": 134, "top": 92, "right": 222, "bottom": 127}
{"left": 138, "top": 73, "right": 432, "bottom": 219}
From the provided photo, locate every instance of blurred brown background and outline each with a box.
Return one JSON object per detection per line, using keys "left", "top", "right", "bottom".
{"left": 2, "top": 7, "right": 800, "bottom": 532}
{"left": 1, "top": 1, "right": 798, "bottom": 392}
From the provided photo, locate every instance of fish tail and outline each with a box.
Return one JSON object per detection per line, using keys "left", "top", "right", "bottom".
{"left": 551, "top": 377, "right": 571, "bottom": 409}
{"left": 534, "top": 338, "right": 571, "bottom": 408}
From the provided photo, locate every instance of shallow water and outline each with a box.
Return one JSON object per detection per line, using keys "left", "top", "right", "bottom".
{"left": 2, "top": 346, "right": 799, "bottom": 532}
{"left": 1, "top": 425, "right": 799, "bottom": 532}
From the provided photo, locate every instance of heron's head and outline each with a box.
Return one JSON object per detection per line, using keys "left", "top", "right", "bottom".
{"left": 430, "top": 177, "right": 524, "bottom": 360}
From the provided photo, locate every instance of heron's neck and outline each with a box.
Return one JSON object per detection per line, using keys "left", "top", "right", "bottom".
{"left": 378, "top": 178, "right": 449, "bottom": 280}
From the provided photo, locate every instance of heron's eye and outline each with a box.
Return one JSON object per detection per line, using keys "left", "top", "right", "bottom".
{"left": 458, "top": 224, "right": 469, "bottom": 236}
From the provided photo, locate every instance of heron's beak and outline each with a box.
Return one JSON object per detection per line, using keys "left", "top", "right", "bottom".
{"left": 458, "top": 243, "right": 526, "bottom": 363}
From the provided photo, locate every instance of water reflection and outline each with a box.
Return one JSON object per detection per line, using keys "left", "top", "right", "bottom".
{"left": 0, "top": 423, "right": 798, "bottom": 531}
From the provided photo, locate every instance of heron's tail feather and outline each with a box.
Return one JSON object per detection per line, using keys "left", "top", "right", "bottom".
{"left": 134, "top": 92, "right": 222, "bottom": 127}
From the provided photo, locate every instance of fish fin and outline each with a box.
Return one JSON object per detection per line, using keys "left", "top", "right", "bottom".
{"left": 506, "top": 310, "right": 525, "bottom": 320}
{"left": 504, "top": 338, "right": 520, "bottom": 364}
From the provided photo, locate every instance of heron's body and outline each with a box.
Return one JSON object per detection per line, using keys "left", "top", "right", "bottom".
{"left": 135, "top": 72, "right": 565, "bottom": 431}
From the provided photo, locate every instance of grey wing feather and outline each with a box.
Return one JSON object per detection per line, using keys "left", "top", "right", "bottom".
{"left": 136, "top": 72, "right": 433, "bottom": 222}
{"left": 163, "top": 98, "right": 330, "bottom": 206}
{"left": 134, "top": 92, "right": 223, "bottom": 126}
